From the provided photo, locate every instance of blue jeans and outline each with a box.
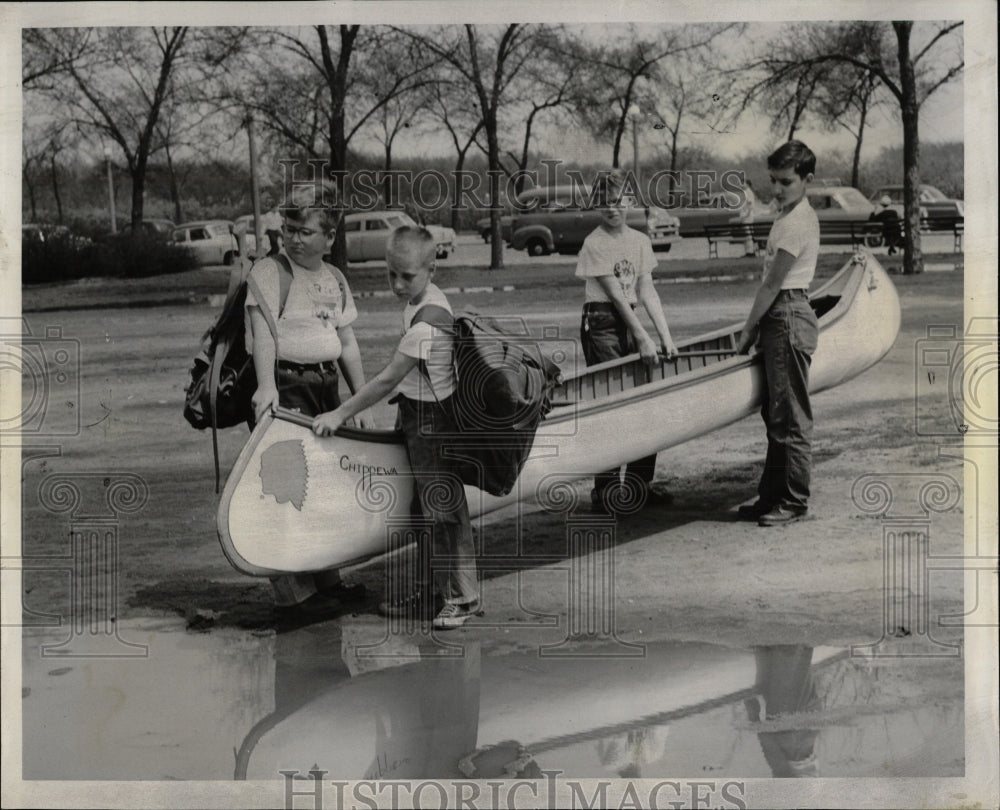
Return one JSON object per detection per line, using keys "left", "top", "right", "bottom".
{"left": 757, "top": 290, "right": 818, "bottom": 511}
{"left": 581, "top": 305, "right": 658, "bottom": 498}
{"left": 398, "top": 396, "right": 478, "bottom": 604}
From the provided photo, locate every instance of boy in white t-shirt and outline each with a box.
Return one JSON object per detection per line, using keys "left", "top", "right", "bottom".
{"left": 313, "top": 226, "right": 479, "bottom": 630}
{"left": 736, "top": 141, "right": 820, "bottom": 527}
{"left": 576, "top": 170, "right": 679, "bottom": 515}
{"left": 245, "top": 181, "right": 375, "bottom": 622}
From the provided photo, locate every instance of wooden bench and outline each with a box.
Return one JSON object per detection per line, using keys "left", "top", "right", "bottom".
{"left": 703, "top": 222, "right": 771, "bottom": 258}
{"left": 705, "top": 219, "right": 891, "bottom": 258}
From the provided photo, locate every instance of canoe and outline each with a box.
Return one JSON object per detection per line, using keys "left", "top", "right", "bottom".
{"left": 218, "top": 250, "right": 900, "bottom": 575}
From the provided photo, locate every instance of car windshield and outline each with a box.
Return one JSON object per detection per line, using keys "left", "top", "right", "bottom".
{"left": 835, "top": 188, "right": 871, "bottom": 209}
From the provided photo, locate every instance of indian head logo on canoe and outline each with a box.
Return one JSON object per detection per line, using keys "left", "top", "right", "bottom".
{"left": 259, "top": 440, "right": 309, "bottom": 510}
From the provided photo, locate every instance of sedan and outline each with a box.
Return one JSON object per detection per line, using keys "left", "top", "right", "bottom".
{"left": 171, "top": 220, "right": 240, "bottom": 266}
{"left": 869, "top": 184, "right": 964, "bottom": 230}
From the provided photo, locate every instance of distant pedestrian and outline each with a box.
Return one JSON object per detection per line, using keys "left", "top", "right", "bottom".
{"left": 736, "top": 140, "right": 820, "bottom": 527}
{"left": 874, "top": 194, "right": 902, "bottom": 255}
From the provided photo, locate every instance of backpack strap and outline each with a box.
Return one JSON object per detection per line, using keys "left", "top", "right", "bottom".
{"left": 209, "top": 256, "right": 294, "bottom": 492}
{"left": 410, "top": 304, "right": 456, "bottom": 405}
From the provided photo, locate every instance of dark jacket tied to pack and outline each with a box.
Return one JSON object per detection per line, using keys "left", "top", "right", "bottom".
{"left": 414, "top": 307, "right": 563, "bottom": 497}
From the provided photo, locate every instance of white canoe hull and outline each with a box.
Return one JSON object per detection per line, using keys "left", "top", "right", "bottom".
{"left": 219, "top": 252, "right": 900, "bottom": 575}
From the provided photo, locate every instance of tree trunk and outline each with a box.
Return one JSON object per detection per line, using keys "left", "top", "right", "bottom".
{"left": 50, "top": 153, "right": 64, "bottom": 223}
{"left": 894, "top": 22, "right": 923, "bottom": 275}
{"left": 131, "top": 150, "right": 148, "bottom": 234}
{"left": 165, "top": 142, "right": 182, "bottom": 223}
{"left": 383, "top": 143, "right": 393, "bottom": 207}
{"left": 486, "top": 113, "right": 503, "bottom": 270}
{"left": 25, "top": 170, "right": 38, "bottom": 222}
{"left": 850, "top": 105, "right": 867, "bottom": 189}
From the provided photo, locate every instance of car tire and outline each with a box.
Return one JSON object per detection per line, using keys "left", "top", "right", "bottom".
{"left": 526, "top": 237, "right": 550, "bottom": 257}
{"left": 223, "top": 251, "right": 235, "bottom": 266}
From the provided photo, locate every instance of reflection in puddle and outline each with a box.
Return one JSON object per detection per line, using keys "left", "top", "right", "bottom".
{"left": 22, "top": 619, "right": 963, "bottom": 781}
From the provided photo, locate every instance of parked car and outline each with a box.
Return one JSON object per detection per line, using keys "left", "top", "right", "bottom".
{"left": 728, "top": 185, "right": 877, "bottom": 245}
{"left": 171, "top": 220, "right": 240, "bottom": 266}
{"left": 476, "top": 214, "right": 515, "bottom": 244}
{"left": 423, "top": 223, "right": 456, "bottom": 259}
{"left": 342, "top": 211, "right": 454, "bottom": 262}
{"left": 670, "top": 191, "right": 760, "bottom": 237}
{"left": 99, "top": 218, "right": 176, "bottom": 243}
{"left": 868, "top": 184, "right": 964, "bottom": 230}
{"left": 508, "top": 185, "right": 681, "bottom": 256}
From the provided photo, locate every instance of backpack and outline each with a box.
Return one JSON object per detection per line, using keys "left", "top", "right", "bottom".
{"left": 183, "top": 254, "right": 293, "bottom": 490}
{"left": 412, "top": 306, "right": 563, "bottom": 496}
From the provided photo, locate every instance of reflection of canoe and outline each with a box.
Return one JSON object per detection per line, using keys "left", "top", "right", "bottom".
{"left": 219, "top": 251, "right": 899, "bottom": 575}
{"left": 237, "top": 637, "right": 845, "bottom": 780}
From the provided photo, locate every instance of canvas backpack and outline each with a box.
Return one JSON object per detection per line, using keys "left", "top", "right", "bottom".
{"left": 183, "top": 254, "right": 293, "bottom": 490}
{"left": 412, "top": 306, "right": 563, "bottom": 496}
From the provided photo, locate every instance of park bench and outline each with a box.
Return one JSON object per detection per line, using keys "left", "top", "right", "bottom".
{"left": 703, "top": 222, "right": 771, "bottom": 258}
{"left": 704, "top": 219, "right": 890, "bottom": 258}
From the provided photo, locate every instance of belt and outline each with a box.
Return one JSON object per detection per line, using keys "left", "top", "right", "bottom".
{"left": 775, "top": 289, "right": 808, "bottom": 299}
{"left": 583, "top": 301, "right": 635, "bottom": 314}
{"left": 277, "top": 359, "right": 338, "bottom": 374}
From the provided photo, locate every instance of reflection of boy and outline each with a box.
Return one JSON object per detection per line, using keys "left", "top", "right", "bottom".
{"left": 245, "top": 181, "right": 374, "bottom": 621}
{"left": 745, "top": 645, "right": 821, "bottom": 777}
{"left": 576, "top": 171, "right": 679, "bottom": 514}
{"left": 736, "top": 141, "right": 820, "bottom": 527}
{"left": 312, "top": 226, "right": 479, "bottom": 630}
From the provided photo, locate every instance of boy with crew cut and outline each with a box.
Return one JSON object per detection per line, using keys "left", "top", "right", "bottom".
{"left": 312, "top": 226, "right": 479, "bottom": 630}
{"left": 576, "top": 170, "right": 679, "bottom": 515}
{"left": 736, "top": 140, "right": 820, "bottom": 527}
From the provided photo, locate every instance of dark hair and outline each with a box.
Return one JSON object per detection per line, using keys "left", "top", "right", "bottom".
{"left": 767, "top": 140, "right": 816, "bottom": 179}
{"left": 279, "top": 179, "right": 342, "bottom": 234}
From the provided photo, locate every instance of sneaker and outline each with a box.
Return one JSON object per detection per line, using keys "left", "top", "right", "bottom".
{"left": 758, "top": 504, "right": 808, "bottom": 527}
{"left": 432, "top": 600, "right": 482, "bottom": 630}
{"left": 378, "top": 589, "right": 437, "bottom": 621}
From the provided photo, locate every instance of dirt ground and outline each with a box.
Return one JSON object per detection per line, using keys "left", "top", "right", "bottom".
{"left": 14, "top": 256, "right": 968, "bottom": 653}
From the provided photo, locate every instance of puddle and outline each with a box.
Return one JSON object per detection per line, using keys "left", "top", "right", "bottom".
{"left": 21, "top": 618, "right": 963, "bottom": 781}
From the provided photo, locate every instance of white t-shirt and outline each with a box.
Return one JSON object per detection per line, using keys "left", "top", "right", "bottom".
{"left": 395, "top": 283, "right": 457, "bottom": 402}
{"left": 764, "top": 195, "right": 819, "bottom": 290}
{"left": 575, "top": 225, "right": 656, "bottom": 305}
{"left": 244, "top": 254, "right": 358, "bottom": 364}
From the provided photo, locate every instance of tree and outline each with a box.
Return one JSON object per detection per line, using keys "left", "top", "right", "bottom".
{"left": 738, "top": 21, "right": 964, "bottom": 274}
{"left": 236, "top": 26, "right": 439, "bottom": 266}
{"left": 567, "top": 24, "right": 735, "bottom": 171}
{"left": 24, "top": 27, "right": 246, "bottom": 233}
{"left": 403, "top": 24, "right": 545, "bottom": 269}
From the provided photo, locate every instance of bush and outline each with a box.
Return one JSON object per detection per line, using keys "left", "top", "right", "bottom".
{"left": 22, "top": 232, "right": 199, "bottom": 284}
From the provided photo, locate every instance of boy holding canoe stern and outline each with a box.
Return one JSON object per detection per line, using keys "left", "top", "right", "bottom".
{"left": 577, "top": 169, "right": 679, "bottom": 515}
{"left": 735, "top": 140, "right": 820, "bottom": 527}
{"left": 312, "top": 226, "right": 480, "bottom": 630}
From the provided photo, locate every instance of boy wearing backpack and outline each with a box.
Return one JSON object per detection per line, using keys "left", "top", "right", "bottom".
{"left": 245, "top": 182, "right": 375, "bottom": 621}
{"left": 312, "top": 226, "right": 480, "bottom": 630}
{"left": 576, "top": 170, "right": 679, "bottom": 515}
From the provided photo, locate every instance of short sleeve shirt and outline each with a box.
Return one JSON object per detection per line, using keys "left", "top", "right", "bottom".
{"left": 244, "top": 254, "right": 358, "bottom": 363}
{"left": 395, "top": 283, "right": 457, "bottom": 402}
{"left": 575, "top": 226, "right": 657, "bottom": 305}
{"left": 764, "top": 195, "right": 820, "bottom": 290}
